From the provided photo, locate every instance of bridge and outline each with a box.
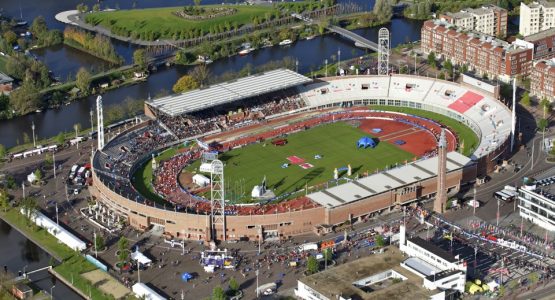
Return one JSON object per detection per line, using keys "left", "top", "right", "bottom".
{"left": 292, "top": 14, "right": 379, "bottom": 51}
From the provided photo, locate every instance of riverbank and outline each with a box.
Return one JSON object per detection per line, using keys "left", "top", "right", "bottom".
{"left": 0, "top": 209, "right": 115, "bottom": 300}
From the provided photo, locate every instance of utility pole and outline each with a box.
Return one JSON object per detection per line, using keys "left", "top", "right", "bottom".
{"left": 338, "top": 48, "right": 341, "bottom": 75}
{"left": 256, "top": 269, "right": 259, "bottom": 298}
{"left": 93, "top": 230, "right": 98, "bottom": 258}
{"left": 55, "top": 202, "right": 59, "bottom": 225}
{"left": 473, "top": 185, "right": 476, "bottom": 215}
{"left": 496, "top": 199, "right": 500, "bottom": 227}
{"left": 22, "top": 183, "right": 25, "bottom": 198}
{"left": 31, "top": 121, "right": 36, "bottom": 148}
{"left": 52, "top": 152, "right": 56, "bottom": 179}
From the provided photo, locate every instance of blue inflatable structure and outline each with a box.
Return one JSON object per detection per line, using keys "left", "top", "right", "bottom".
{"left": 357, "top": 137, "right": 377, "bottom": 149}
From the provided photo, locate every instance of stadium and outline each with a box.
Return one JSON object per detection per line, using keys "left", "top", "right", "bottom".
{"left": 91, "top": 69, "right": 513, "bottom": 242}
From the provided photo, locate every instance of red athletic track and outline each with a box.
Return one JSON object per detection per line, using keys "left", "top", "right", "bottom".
{"left": 216, "top": 110, "right": 457, "bottom": 158}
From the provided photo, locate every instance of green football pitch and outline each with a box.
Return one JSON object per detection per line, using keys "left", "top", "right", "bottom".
{"left": 186, "top": 122, "right": 414, "bottom": 202}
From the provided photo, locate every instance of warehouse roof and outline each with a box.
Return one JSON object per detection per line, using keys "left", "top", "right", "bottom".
{"left": 147, "top": 68, "right": 311, "bottom": 117}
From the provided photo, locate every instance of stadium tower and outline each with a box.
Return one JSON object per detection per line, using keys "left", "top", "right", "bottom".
{"left": 433, "top": 128, "right": 448, "bottom": 214}
{"left": 210, "top": 159, "right": 226, "bottom": 241}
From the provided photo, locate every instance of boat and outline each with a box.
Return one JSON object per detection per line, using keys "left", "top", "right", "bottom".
{"left": 279, "top": 39, "right": 292, "bottom": 46}
{"left": 306, "top": 35, "right": 315, "bottom": 40}
{"left": 35, "top": 109, "right": 42, "bottom": 113}
{"left": 238, "top": 48, "right": 253, "bottom": 56}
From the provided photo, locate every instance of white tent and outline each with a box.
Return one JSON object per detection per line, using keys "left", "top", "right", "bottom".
{"left": 132, "top": 283, "right": 166, "bottom": 300}
{"left": 27, "top": 172, "right": 37, "bottom": 183}
{"left": 131, "top": 250, "right": 152, "bottom": 266}
{"left": 467, "top": 200, "right": 480, "bottom": 208}
{"left": 192, "top": 174, "right": 210, "bottom": 187}
{"left": 21, "top": 208, "right": 86, "bottom": 251}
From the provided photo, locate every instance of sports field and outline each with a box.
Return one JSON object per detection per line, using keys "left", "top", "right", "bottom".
{"left": 85, "top": 5, "right": 277, "bottom": 40}
{"left": 186, "top": 122, "right": 414, "bottom": 202}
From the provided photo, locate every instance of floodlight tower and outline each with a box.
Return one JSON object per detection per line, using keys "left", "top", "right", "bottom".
{"left": 378, "top": 28, "right": 390, "bottom": 76}
{"left": 210, "top": 159, "right": 226, "bottom": 241}
{"left": 96, "top": 96, "right": 105, "bottom": 150}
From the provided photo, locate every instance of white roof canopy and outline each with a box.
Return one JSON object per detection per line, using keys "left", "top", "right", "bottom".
{"left": 307, "top": 152, "right": 471, "bottom": 208}
{"left": 147, "top": 68, "right": 311, "bottom": 117}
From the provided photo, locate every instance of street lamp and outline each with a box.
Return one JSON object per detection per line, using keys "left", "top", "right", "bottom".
{"left": 295, "top": 59, "right": 299, "bottom": 73}
{"left": 414, "top": 52, "right": 418, "bottom": 75}
{"left": 50, "top": 285, "right": 55, "bottom": 299}
{"left": 496, "top": 199, "right": 500, "bottom": 227}
{"left": 338, "top": 49, "right": 341, "bottom": 75}
{"left": 90, "top": 110, "right": 94, "bottom": 134}
{"left": 325, "top": 59, "right": 328, "bottom": 77}
{"left": 31, "top": 121, "right": 36, "bottom": 148}
{"left": 256, "top": 269, "right": 259, "bottom": 298}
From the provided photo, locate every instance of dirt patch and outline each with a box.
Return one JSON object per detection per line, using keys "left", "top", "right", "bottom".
{"left": 81, "top": 269, "right": 131, "bottom": 299}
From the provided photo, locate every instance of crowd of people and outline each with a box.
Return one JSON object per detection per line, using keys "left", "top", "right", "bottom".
{"left": 154, "top": 90, "right": 306, "bottom": 140}
{"left": 153, "top": 149, "right": 203, "bottom": 197}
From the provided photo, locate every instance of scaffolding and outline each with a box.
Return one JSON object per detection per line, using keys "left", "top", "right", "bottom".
{"left": 210, "top": 159, "right": 226, "bottom": 241}
{"left": 378, "top": 28, "right": 390, "bottom": 76}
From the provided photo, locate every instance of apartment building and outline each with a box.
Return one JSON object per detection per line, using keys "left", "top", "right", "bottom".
{"left": 520, "top": 1, "right": 555, "bottom": 37}
{"left": 440, "top": 5, "right": 507, "bottom": 38}
{"left": 421, "top": 19, "right": 532, "bottom": 82}
{"left": 531, "top": 59, "right": 555, "bottom": 101}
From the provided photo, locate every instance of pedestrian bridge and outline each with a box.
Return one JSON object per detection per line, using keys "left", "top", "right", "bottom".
{"left": 292, "top": 14, "right": 379, "bottom": 50}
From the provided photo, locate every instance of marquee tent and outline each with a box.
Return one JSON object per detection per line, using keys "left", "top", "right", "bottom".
{"left": 357, "top": 137, "right": 377, "bottom": 149}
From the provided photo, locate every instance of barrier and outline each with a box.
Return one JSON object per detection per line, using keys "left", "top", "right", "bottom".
{"left": 85, "top": 254, "right": 108, "bottom": 272}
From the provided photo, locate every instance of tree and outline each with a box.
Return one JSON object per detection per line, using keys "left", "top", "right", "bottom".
{"left": 22, "top": 132, "right": 30, "bottom": 145}
{"left": 323, "top": 248, "right": 333, "bottom": 263}
{"left": 228, "top": 277, "right": 239, "bottom": 293}
{"left": 19, "top": 197, "right": 37, "bottom": 223}
{"left": 94, "top": 234, "right": 105, "bottom": 250}
{"left": 0, "top": 144, "right": 6, "bottom": 159}
{"left": 3, "top": 31, "right": 17, "bottom": 45}
{"left": 172, "top": 75, "right": 199, "bottom": 93}
{"left": 375, "top": 234, "right": 385, "bottom": 247}
{"left": 427, "top": 52, "right": 436, "bottom": 69}
{"left": 400, "top": 65, "right": 408, "bottom": 74}
{"left": 189, "top": 64, "right": 211, "bottom": 87}
{"left": 92, "top": 4, "right": 100, "bottom": 12}
{"left": 307, "top": 256, "right": 319, "bottom": 275}
{"left": 540, "top": 97, "right": 551, "bottom": 117}
{"left": 443, "top": 59, "right": 453, "bottom": 77}
{"left": 33, "top": 169, "right": 42, "bottom": 183}
{"left": 521, "top": 91, "right": 531, "bottom": 106}
{"left": 0, "top": 189, "right": 9, "bottom": 212}
{"left": 30, "top": 16, "right": 48, "bottom": 38}
{"left": 528, "top": 272, "right": 540, "bottom": 286}
{"left": 76, "top": 68, "right": 92, "bottom": 95}
{"left": 9, "top": 81, "right": 40, "bottom": 114}
{"left": 538, "top": 118, "right": 548, "bottom": 131}
{"left": 76, "top": 3, "right": 89, "bottom": 13}
{"left": 212, "top": 286, "right": 225, "bottom": 300}
{"left": 133, "top": 49, "right": 148, "bottom": 71}
{"left": 117, "top": 237, "right": 129, "bottom": 262}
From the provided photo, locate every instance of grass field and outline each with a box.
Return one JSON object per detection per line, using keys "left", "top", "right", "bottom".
{"left": 85, "top": 5, "right": 277, "bottom": 40}
{"left": 186, "top": 122, "right": 413, "bottom": 202}
{"left": 0, "top": 55, "right": 7, "bottom": 74}
{"left": 369, "top": 105, "right": 479, "bottom": 156}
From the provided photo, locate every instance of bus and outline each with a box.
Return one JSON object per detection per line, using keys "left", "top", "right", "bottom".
{"left": 493, "top": 191, "right": 512, "bottom": 202}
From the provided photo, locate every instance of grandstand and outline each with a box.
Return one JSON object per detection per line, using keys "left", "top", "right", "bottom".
{"left": 91, "top": 72, "right": 512, "bottom": 242}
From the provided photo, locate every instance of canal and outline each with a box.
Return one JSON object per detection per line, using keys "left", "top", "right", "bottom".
{"left": 0, "top": 220, "right": 83, "bottom": 299}
{"left": 0, "top": 0, "right": 424, "bottom": 148}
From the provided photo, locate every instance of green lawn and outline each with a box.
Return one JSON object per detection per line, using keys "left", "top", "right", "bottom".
{"left": 0, "top": 55, "right": 7, "bottom": 74}
{"left": 85, "top": 5, "right": 277, "bottom": 40}
{"left": 187, "top": 122, "right": 413, "bottom": 202}
{"left": 369, "top": 105, "right": 479, "bottom": 156}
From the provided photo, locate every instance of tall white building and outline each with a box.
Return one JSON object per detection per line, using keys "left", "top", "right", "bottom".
{"left": 440, "top": 4, "right": 507, "bottom": 37}
{"left": 520, "top": 1, "right": 555, "bottom": 37}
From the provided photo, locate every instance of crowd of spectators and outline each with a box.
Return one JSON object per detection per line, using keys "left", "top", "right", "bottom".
{"left": 154, "top": 89, "right": 306, "bottom": 140}
{"left": 153, "top": 149, "right": 203, "bottom": 197}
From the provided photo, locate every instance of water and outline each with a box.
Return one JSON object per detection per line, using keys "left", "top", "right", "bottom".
{"left": 0, "top": 0, "right": 426, "bottom": 148}
{"left": 0, "top": 220, "right": 83, "bottom": 299}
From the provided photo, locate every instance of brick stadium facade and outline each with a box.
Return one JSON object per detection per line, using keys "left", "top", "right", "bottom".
{"left": 91, "top": 162, "right": 475, "bottom": 241}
